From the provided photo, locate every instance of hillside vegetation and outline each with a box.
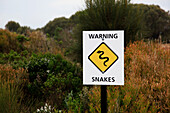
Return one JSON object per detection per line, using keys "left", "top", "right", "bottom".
{"left": 0, "top": 0, "right": 170, "bottom": 112}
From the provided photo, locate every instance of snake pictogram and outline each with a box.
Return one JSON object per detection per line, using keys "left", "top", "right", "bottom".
{"left": 97, "top": 50, "right": 109, "bottom": 67}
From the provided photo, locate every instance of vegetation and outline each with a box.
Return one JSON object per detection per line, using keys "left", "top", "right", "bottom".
{"left": 42, "top": 17, "right": 73, "bottom": 37}
{"left": 0, "top": 0, "right": 169, "bottom": 112}
{"left": 0, "top": 65, "right": 29, "bottom": 113}
{"left": 5, "top": 21, "right": 20, "bottom": 32}
{"left": 81, "top": 0, "right": 143, "bottom": 43}
{"left": 135, "top": 4, "right": 170, "bottom": 42}
{"left": 26, "top": 53, "right": 82, "bottom": 108}
{"left": 65, "top": 41, "right": 169, "bottom": 113}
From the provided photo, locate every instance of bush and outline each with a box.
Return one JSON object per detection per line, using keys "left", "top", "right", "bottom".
{"left": 16, "top": 35, "right": 29, "bottom": 42}
{"left": 0, "top": 29, "right": 20, "bottom": 53}
{"left": 0, "top": 50, "right": 28, "bottom": 69}
{"left": 64, "top": 87, "right": 89, "bottom": 113}
{"left": 26, "top": 53, "right": 82, "bottom": 108}
{"left": 86, "top": 41, "right": 169, "bottom": 112}
{"left": 27, "top": 31, "right": 58, "bottom": 54}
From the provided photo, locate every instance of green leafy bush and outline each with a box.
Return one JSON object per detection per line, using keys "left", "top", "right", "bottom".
{"left": 65, "top": 87, "right": 90, "bottom": 113}
{"left": 64, "top": 91, "right": 80, "bottom": 112}
{"left": 16, "top": 35, "right": 29, "bottom": 42}
{"left": 0, "top": 50, "right": 28, "bottom": 69}
{"left": 26, "top": 53, "right": 82, "bottom": 108}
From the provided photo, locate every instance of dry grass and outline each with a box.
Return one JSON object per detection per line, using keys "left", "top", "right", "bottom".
{"left": 0, "top": 64, "right": 29, "bottom": 113}
{"left": 87, "top": 41, "right": 169, "bottom": 113}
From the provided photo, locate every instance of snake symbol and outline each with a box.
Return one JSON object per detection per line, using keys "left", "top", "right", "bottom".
{"left": 97, "top": 50, "right": 109, "bottom": 67}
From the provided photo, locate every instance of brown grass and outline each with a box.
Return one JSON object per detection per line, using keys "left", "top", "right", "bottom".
{"left": 87, "top": 41, "right": 169, "bottom": 112}
{"left": 0, "top": 64, "right": 29, "bottom": 113}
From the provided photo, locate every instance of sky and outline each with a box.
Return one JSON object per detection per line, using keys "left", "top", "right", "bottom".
{"left": 0, "top": 0, "right": 170, "bottom": 29}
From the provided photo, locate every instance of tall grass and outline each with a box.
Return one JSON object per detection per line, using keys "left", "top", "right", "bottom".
{"left": 0, "top": 65, "right": 29, "bottom": 113}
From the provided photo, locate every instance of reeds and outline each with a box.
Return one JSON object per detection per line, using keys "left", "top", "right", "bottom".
{"left": 0, "top": 65, "right": 28, "bottom": 113}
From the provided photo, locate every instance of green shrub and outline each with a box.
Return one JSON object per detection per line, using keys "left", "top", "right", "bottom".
{"left": 16, "top": 35, "right": 29, "bottom": 50}
{"left": 65, "top": 87, "right": 90, "bottom": 113}
{"left": 64, "top": 91, "right": 80, "bottom": 112}
{"left": 0, "top": 50, "right": 28, "bottom": 69}
{"left": 16, "top": 35, "right": 29, "bottom": 42}
{"left": 26, "top": 53, "right": 82, "bottom": 108}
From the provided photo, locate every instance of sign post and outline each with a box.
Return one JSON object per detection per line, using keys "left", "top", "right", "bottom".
{"left": 101, "top": 85, "right": 107, "bottom": 113}
{"left": 83, "top": 31, "right": 124, "bottom": 112}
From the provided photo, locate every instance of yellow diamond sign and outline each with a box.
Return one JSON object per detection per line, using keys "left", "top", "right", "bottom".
{"left": 88, "top": 42, "right": 118, "bottom": 73}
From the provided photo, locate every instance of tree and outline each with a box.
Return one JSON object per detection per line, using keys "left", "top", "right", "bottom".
{"left": 72, "top": 0, "right": 144, "bottom": 62}
{"left": 5, "top": 21, "right": 20, "bottom": 32}
{"left": 79, "top": 0, "right": 143, "bottom": 45}
{"left": 17, "top": 26, "right": 31, "bottom": 35}
{"left": 136, "top": 4, "right": 170, "bottom": 41}
{"left": 42, "top": 17, "right": 70, "bottom": 36}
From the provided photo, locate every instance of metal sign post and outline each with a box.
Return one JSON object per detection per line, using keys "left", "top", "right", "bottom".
{"left": 101, "top": 85, "right": 107, "bottom": 113}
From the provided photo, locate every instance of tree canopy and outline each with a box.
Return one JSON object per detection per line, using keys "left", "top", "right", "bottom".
{"left": 5, "top": 21, "right": 20, "bottom": 32}
{"left": 79, "top": 0, "right": 144, "bottom": 45}
{"left": 42, "top": 17, "right": 72, "bottom": 36}
{"left": 135, "top": 4, "right": 170, "bottom": 40}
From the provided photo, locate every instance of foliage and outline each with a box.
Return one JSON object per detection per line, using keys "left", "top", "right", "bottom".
{"left": 0, "top": 29, "right": 20, "bottom": 53}
{"left": 0, "top": 65, "right": 29, "bottom": 113}
{"left": 26, "top": 53, "right": 82, "bottom": 109}
{"left": 5, "top": 21, "right": 20, "bottom": 32}
{"left": 88, "top": 86, "right": 101, "bottom": 113}
{"left": 0, "top": 50, "right": 28, "bottom": 69}
{"left": 26, "top": 30, "right": 59, "bottom": 54}
{"left": 64, "top": 91, "right": 80, "bottom": 112}
{"left": 17, "top": 26, "right": 31, "bottom": 35}
{"left": 0, "top": 29, "right": 31, "bottom": 53}
{"left": 1, "top": 3, "right": 169, "bottom": 112}
{"left": 16, "top": 35, "right": 29, "bottom": 42}
{"left": 69, "top": 11, "right": 83, "bottom": 25}
{"left": 42, "top": 17, "right": 71, "bottom": 37}
{"left": 54, "top": 27, "right": 62, "bottom": 40}
{"left": 87, "top": 41, "right": 169, "bottom": 112}
{"left": 16, "top": 35, "right": 30, "bottom": 50}
{"left": 64, "top": 87, "right": 90, "bottom": 113}
{"left": 125, "top": 41, "right": 169, "bottom": 112}
{"left": 71, "top": 0, "right": 144, "bottom": 62}
{"left": 135, "top": 4, "right": 170, "bottom": 42}
{"left": 80, "top": 0, "right": 143, "bottom": 44}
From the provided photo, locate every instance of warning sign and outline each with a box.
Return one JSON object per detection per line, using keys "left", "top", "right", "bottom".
{"left": 88, "top": 42, "right": 118, "bottom": 73}
{"left": 83, "top": 31, "right": 124, "bottom": 85}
